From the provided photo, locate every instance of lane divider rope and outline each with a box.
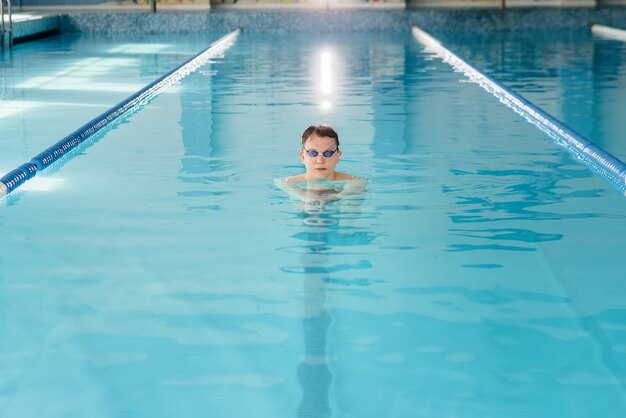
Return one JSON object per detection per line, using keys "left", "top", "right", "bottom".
{"left": 0, "top": 28, "right": 241, "bottom": 198}
{"left": 412, "top": 25, "right": 626, "bottom": 194}
{"left": 591, "top": 24, "right": 626, "bottom": 42}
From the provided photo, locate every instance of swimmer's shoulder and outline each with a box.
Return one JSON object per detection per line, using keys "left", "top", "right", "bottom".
{"left": 275, "top": 173, "right": 367, "bottom": 187}
{"left": 334, "top": 172, "right": 368, "bottom": 185}
{"left": 274, "top": 174, "right": 306, "bottom": 189}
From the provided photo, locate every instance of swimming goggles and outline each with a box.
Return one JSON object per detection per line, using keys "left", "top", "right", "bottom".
{"left": 302, "top": 147, "right": 339, "bottom": 158}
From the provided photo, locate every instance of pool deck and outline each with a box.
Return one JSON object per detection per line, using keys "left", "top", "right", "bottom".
{"left": 4, "top": 12, "right": 60, "bottom": 43}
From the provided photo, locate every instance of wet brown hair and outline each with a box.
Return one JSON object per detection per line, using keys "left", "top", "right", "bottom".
{"left": 301, "top": 125, "right": 340, "bottom": 148}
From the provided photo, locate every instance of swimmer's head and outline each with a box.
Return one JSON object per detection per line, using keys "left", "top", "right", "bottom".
{"left": 301, "top": 125, "right": 340, "bottom": 148}
{"left": 300, "top": 124, "right": 342, "bottom": 181}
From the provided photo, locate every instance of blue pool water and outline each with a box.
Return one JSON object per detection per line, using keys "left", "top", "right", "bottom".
{"left": 1, "top": 29, "right": 626, "bottom": 417}
{"left": 0, "top": 32, "right": 224, "bottom": 174}
{"left": 434, "top": 28, "right": 626, "bottom": 162}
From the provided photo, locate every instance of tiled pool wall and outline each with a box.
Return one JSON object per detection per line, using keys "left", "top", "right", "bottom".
{"left": 13, "top": 15, "right": 61, "bottom": 41}
{"left": 55, "top": 8, "right": 626, "bottom": 33}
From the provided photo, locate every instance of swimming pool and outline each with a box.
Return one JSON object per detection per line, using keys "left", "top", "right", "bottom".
{"left": 1, "top": 28, "right": 626, "bottom": 417}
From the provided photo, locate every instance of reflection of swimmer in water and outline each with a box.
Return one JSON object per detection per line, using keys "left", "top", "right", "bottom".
{"left": 274, "top": 125, "right": 367, "bottom": 214}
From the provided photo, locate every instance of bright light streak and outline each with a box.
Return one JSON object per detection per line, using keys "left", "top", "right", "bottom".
{"left": 0, "top": 99, "right": 116, "bottom": 119}
{"left": 319, "top": 50, "right": 333, "bottom": 111}
{"left": 16, "top": 57, "right": 139, "bottom": 90}
{"left": 17, "top": 80, "right": 144, "bottom": 93}
{"left": 320, "top": 79, "right": 332, "bottom": 95}
{"left": 20, "top": 177, "right": 66, "bottom": 192}
{"left": 320, "top": 51, "right": 333, "bottom": 95}
{"left": 108, "top": 44, "right": 170, "bottom": 54}
{"left": 0, "top": 101, "right": 42, "bottom": 118}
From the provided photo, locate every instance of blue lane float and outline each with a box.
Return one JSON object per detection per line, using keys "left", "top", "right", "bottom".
{"left": 412, "top": 26, "right": 626, "bottom": 194}
{"left": 0, "top": 28, "right": 241, "bottom": 198}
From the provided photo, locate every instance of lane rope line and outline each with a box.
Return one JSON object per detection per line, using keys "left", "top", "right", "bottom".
{"left": 591, "top": 24, "right": 626, "bottom": 42}
{"left": 0, "top": 28, "right": 241, "bottom": 198}
{"left": 412, "top": 25, "right": 626, "bottom": 194}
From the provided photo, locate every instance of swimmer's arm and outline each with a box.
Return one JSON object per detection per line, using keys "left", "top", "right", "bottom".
{"left": 274, "top": 176, "right": 308, "bottom": 200}
{"left": 335, "top": 176, "right": 368, "bottom": 199}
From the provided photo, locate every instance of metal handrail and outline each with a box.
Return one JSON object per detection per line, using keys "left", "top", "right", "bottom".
{"left": 7, "top": 0, "right": 12, "bottom": 49}
{"left": 0, "top": 0, "right": 12, "bottom": 50}
{"left": 1, "top": 0, "right": 5, "bottom": 50}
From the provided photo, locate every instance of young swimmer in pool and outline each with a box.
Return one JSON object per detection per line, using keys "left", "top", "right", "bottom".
{"left": 275, "top": 124, "right": 367, "bottom": 203}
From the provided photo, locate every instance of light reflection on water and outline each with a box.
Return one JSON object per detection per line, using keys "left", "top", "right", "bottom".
{"left": 276, "top": 185, "right": 375, "bottom": 418}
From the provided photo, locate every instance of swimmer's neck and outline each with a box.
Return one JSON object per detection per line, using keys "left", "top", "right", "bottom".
{"left": 296, "top": 171, "right": 356, "bottom": 183}
{"left": 305, "top": 176, "right": 336, "bottom": 184}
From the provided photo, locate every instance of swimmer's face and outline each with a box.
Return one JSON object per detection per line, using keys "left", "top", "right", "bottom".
{"left": 300, "top": 134, "right": 341, "bottom": 180}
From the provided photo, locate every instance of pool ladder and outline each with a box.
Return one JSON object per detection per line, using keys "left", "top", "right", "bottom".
{"left": 1, "top": 0, "right": 13, "bottom": 51}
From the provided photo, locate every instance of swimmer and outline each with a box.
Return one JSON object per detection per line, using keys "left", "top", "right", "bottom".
{"left": 275, "top": 124, "right": 367, "bottom": 202}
